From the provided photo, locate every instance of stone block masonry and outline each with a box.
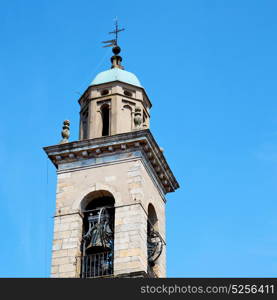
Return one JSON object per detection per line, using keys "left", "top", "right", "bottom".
{"left": 114, "top": 204, "right": 148, "bottom": 275}
{"left": 51, "top": 213, "right": 82, "bottom": 278}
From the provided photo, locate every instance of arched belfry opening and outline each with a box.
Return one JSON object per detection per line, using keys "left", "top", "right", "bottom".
{"left": 101, "top": 104, "right": 110, "bottom": 136}
{"left": 80, "top": 190, "right": 115, "bottom": 278}
{"left": 147, "top": 204, "right": 163, "bottom": 277}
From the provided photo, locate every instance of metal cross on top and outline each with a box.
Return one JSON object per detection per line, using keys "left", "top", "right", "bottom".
{"left": 102, "top": 18, "right": 125, "bottom": 47}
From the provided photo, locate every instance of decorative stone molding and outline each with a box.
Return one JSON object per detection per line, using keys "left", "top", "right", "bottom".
{"left": 133, "top": 108, "right": 143, "bottom": 129}
{"left": 60, "top": 120, "right": 70, "bottom": 144}
{"left": 82, "top": 151, "right": 88, "bottom": 157}
{"left": 44, "top": 129, "right": 179, "bottom": 194}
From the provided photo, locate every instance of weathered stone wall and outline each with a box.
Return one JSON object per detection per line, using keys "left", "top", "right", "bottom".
{"left": 114, "top": 204, "right": 147, "bottom": 275}
{"left": 139, "top": 162, "right": 166, "bottom": 277}
{"left": 51, "top": 213, "right": 82, "bottom": 277}
{"left": 51, "top": 152, "right": 166, "bottom": 277}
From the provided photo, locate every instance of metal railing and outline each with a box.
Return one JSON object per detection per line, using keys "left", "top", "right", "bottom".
{"left": 80, "top": 251, "right": 113, "bottom": 278}
{"left": 147, "top": 265, "right": 158, "bottom": 278}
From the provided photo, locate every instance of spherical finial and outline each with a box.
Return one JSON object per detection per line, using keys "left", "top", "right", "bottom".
{"left": 112, "top": 45, "right": 121, "bottom": 55}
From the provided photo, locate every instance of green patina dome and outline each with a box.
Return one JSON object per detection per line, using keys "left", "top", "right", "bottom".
{"left": 90, "top": 68, "right": 142, "bottom": 87}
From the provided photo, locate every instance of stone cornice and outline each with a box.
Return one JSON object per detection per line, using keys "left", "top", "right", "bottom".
{"left": 43, "top": 129, "right": 179, "bottom": 194}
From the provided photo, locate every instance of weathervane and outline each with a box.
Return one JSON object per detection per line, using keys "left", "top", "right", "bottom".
{"left": 102, "top": 18, "right": 125, "bottom": 47}
{"left": 102, "top": 18, "right": 125, "bottom": 69}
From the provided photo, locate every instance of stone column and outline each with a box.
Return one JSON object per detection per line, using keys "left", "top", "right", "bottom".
{"left": 113, "top": 204, "right": 148, "bottom": 276}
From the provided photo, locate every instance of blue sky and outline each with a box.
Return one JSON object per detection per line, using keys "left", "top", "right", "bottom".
{"left": 1, "top": 0, "right": 277, "bottom": 277}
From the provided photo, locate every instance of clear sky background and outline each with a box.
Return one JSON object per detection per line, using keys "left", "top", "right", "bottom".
{"left": 0, "top": 0, "right": 277, "bottom": 277}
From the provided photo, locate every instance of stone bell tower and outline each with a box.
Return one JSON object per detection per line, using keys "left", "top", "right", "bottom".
{"left": 43, "top": 25, "right": 179, "bottom": 278}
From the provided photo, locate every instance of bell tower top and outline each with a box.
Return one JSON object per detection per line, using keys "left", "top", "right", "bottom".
{"left": 78, "top": 21, "right": 152, "bottom": 140}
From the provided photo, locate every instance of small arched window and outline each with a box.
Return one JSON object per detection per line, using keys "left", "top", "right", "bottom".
{"left": 122, "top": 105, "right": 132, "bottom": 132}
{"left": 82, "top": 108, "right": 89, "bottom": 139}
{"left": 101, "top": 104, "right": 110, "bottom": 136}
{"left": 101, "top": 89, "right": 109, "bottom": 96}
{"left": 124, "top": 90, "right": 133, "bottom": 97}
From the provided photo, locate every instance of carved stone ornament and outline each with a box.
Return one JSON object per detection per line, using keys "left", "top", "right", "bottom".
{"left": 59, "top": 120, "right": 70, "bottom": 144}
{"left": 134, "top": 107, "right": 142, "bottom": 129}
